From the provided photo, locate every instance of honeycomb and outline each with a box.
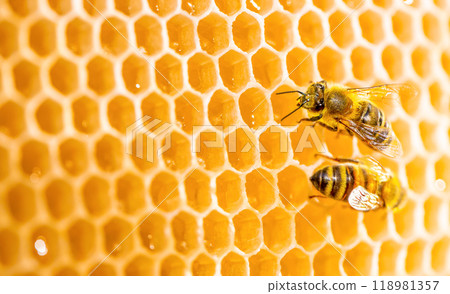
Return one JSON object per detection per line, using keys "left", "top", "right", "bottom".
{"left": 0, "top": 0, "right": 449, "bottom": 276}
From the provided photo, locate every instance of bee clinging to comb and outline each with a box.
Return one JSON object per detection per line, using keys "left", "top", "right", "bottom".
{"left": 278, "top": 81, "right": 417, "bottom": 158}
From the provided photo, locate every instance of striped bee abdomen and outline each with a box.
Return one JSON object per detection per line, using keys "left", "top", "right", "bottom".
{"left": 310, "top": 164, "right": 355, "bottom": 201}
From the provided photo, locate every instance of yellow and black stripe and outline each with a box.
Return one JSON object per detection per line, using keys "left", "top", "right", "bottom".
{"left": 310, "top": 164, "right": 355, "bottom": 201}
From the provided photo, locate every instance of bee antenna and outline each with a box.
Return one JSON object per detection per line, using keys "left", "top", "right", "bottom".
{"left": 276, "top": 90, "right": 306, "bottom": 96}
{"left": 280, "top": 100, "right": 308, "bottom": 121}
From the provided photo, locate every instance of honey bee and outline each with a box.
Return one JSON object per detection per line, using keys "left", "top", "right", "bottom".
{"left": 279, "top": 81, "right": 416, "bottom": 158}
{"left": 309, "top": 154, "right": 405, "bottom": 211}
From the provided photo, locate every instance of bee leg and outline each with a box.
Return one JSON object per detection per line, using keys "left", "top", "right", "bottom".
{"left": 314, "top": 121, "right": 337, "bottom": 132}
{"left": 309, "top": 195, "right": 327, "bottom": 199}
{"left": 314, "top": 154, "right": 359, "bottom": 164}
{"left": 297, "top": 113, "right": 323, "bottom": 124}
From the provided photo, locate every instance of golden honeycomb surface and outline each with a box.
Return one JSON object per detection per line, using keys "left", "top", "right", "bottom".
{"left": 0, "top": 0, "right": 449, "bottom": 276}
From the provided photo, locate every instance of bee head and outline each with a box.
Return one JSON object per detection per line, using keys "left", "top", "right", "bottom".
{"left": 303, "top": 81, "right": 327, "bottom": 111}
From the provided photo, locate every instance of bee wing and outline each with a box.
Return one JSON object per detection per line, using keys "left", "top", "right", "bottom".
{"left": 359, "top": 156, "right": 391, "bottom": 182}
{"left": 348, "top": 186, "right": 384, "bottom": 212}
{"left": 339, "top": 118, "right": 403, "bottom": 158}
{"left": 347, "top": 83, "right": 417, "bottom": 110}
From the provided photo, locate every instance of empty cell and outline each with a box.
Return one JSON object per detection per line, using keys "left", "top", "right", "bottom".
{"left": 100, "top": 18, "right": 128, "bottom": 56}
{"left": 0, "top": 147, "right": 9, "bottom": 181}
{"left": 428, "top": 82, "right": 444, "bottom": 112}
{"left": 245, "top": 168, "right": 276, "bottom": 213}
{"left": 392, "top": 10, "right": 413, "bottom": 43}
{"left": 188, "top": 53, "right": 217, "bottom": 93}
{"left": 83, "top": 0, "right": 106, "bottom": 16}
{"left": 313, "top": 245, "right": 341, "bottom": 275}
{"left": 29, "top": 19, "right": 56, "bottom": 56}
{"left": 363, "top": 209, "right": 389, "bottom": 241}
{"left": 239, "top": 87, "right": 270, "bottom": 129}
{"left": 195, "top": 129, "right": 226, "bottom": 171}
{"left": 359, "top": 10, "right": 384, "bottom": 44}
{"left": 329, "top": 10, "right": 354, "bottom": 48}
{"left": 263, "top": 207, "right": 293, "bottom": 253}
{"left": 259, "top": 126, "right": 289, "bottom": 169}
{"left": 422, "top": 13, "right": 440, "bottom": 43}
{"left": 313, "top": 0, "right": 334, "bottom": 10}
{"left": 0, "top": 21, "right": 18, "bottom": 58}
{"left": 182, "top": 0, "right": 210, "bottom": 15}
{"left": 277, "top": 165, "right": 309, "bottom": 209}
{"left": 198, "top": 13, "right": 229, "bottom": 55}
{"left": 70, "top": 229, "right": 96, "bottom": 262}
{"left": 434, "top": 0, "right": 446, "bottom": 7}
{"left": 150, "top": 172, "right": 180, "bottom": 212}
{"left": 171, "top": 211, "right": 199, "bottom": 254}
{"left": 122, "top": 54, "right": 150, "bottom": 94}
{"left": 225, "top": 128, "right": 258, "bottom": 171}
{"left": 48, "top": 0, "right": 71, "bottom": 14}
{"left": 442, "top": 50, "right": 450, "bottom": 77}
{"left": 323, "top": 127, "right": 354, "bottom": 159}
{"left": 270, "top": 85, "right": 301, "bottom": 125}
{"left": 103, "top": 217, "right": 134, "bottom": 257}
{"left": 391, "top": 120, "right": 412, "bottom": 155}
{"left": 435, "top": 156, "right": 450, "bottom": 192}
{"left": 249, "top": 249, "right": 278, "bottom": 276}
{"left": 208, "top": 89, "right": 238, "bottom": 128}
{"left": 48, "top": 157, "right": 78, "bottom": 193}
{"left": 8, "top": 0, "right": 37, "bottom": 16}
{"left": 141, "top": 93, "right": 170, "bottom": 123}
{"left": 114, "top": 0, "right": 141, "bottom": 15}
{"left": 431, "top": 238, "right": 450, "bottom": 273}
{"left": 36, "top": 99, "right": 63, "bottom": 134}
{"left": 216, "top": 170, "right": 244, "bottom": 213}
{"left": 252, "top": 48, "right": 282, "bottom": 89}
{"left": 192, "top": 254, "right": 216, "bottom": 276}
{"left": 286, "top": 48, "right": 314, "bottom": 86}
{"left": 373, "top": 0, "right": 392, "bottom": 7}
{"left": 125, "top": 255, "right": 155, "bottom": 276}
{"left": 279, "top": 0, "right": 304, "bottom": 12}
{"left": 82, "top": 176, "right": 110, "bottom": 216}
{"left": 378, "top": 240, "right": 401, "bottom": 275}
{"left": 162, "top": 131, "right": 192, "bottom": 171}
{"left": 295, "top": 203, "right": 328, "bottom": 251}
{"left": 233, "top": 209, "right": 262, "bottom": 254}
{"left": 72, "top": 96, "right": 99, "bottom": 134}
{"left": 20, "top": 140, "right": 50, "bottom": 176}
{"left": 264, "top": 12, "right": 292, "bottom": 51}
{"left": 382, "top": 45, "right": 403, "bottom": 80}
{"left": 0, "top": 229, "right": 19, "bottom": 266}
{"left": 246, "top": 0, "right": 273, "bottom": 15}
{"left": 393, "top": 199, "right": 416, "bottom": 238}
{"left": 7, "top": 183, "right": 36, "bottom": 222}
{"left": 87, "top": 56, "right": 115, "bottom": 95}
{"left": 175, "top": 92, "right": 204, "bottom": 134}
{"left": 232, "top": 12, "right": 261, "bottom": 53}
{"left": 406, "top": 156, "right": 427, "bottom": 193}
{"left": 184, "top": 169, "right": 212, "bottom": 212}
{"left": 130, "top": 128, "right": 161, "bottom": 171}
{"left": 148, "top": 0, "right": 177, "bottom": 16}
{"left": 317, "top": 47, "right": 345, "bottom": 82}
{"left": 412, "top": 47, "right": 430, "bottom": 78}
{"left": 167, "top": 15, "right": 196, "bottom": 55}
{"left": 351, "top": 46, "right": 373, "bottom": 81}
{"left": 161, "top": 255, "right": 186, "bottom": 276}
{"left": 215, "top": 0, "right": 241, "bottom": 15}
{"left": 95, "top": 135, "right": 123, "bottom": 172}
{"left": 89, "top": 263, "right": 116, "bottom": 276}
{"left": 116, "top": 173, "right": 145, "bottom": 214}
{"left": 343, "top": 242, "right": 373, "bottom": 276}
{"left": 134, "top": 16, "right": 162, "bottom": 56}
{"left": 203, "top": 210, "right": 231, "bottom": 255}
{"left": 330, "top": 206, "right": 359, "bottom": 246}
{"left": 13, "top": 60, "right": 41, "bottom": 98}
{"left": 55, "top": 267, "right": 78, "bottom": 276}
{"left": 221, "top": 252, "right": 248, "bottom": 276}
{"left": 424, "top": 196, "right": 442, "bottom": 234}
{"left": 30, "top": 226, "right": 60, "bottom": 264}
{"left": 280, "top": 248, "right": 311, "bottom": 276}
{"left": 155, "top": 54, "right": 183, "bottom": 95}
{"left": 419, "top": 121, "right": 439, "bottom": 152}
{"left": 0, "top": 101, "right": 25, "bottom": 138}
{"left": 107, "top": 95, "right": 135, "bottom": 134}
{"left": 45, "top": 179, "right": 74, "bottom": 219}
{"left": 50, "top": 58, "right": 78, "bottom": 95}
{"left": 219, "top": 50, "right": 250, "bottom": 92}
{"left": 139, "top": 214, "right": 168, "bottom": 252}
{"left": 405, "top": 240, "right": 426, "bottom": 275}
{"left": 298, "top": 12, "right": 324, "bottom": 48}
